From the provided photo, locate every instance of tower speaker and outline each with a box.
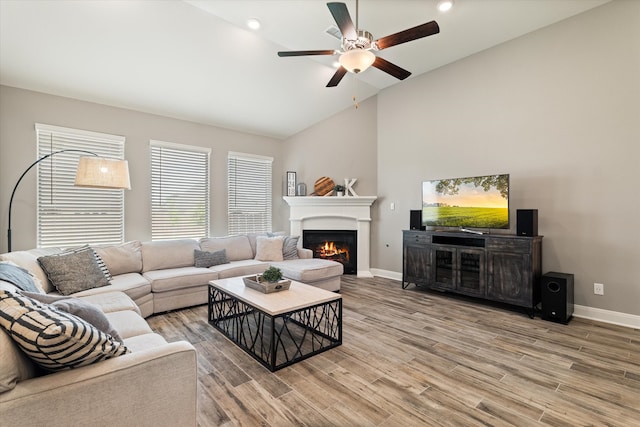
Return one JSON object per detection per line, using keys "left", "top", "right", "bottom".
{"left": 541, "top": 272, "right": 574, "bottom": 324}
{"left": 517, "top": 209, "right": 538, "bottom": 236}
{"left": 410, "top": 210, "right": 424, "bottom": 230}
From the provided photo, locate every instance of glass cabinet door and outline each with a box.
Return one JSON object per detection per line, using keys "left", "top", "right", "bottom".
{"left": 457, "top": 249, "right": 485, "bottom": 296}
{"left": 433, "top": 247, "right": 456, "bottom": 289}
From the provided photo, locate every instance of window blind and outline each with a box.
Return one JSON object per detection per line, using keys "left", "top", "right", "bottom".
{"left": 227, "top": 152, "right": 273, "bottom": 235}
{"left": 150, "top": 140, "right": 210, "bottom": 240}
{"left": 36, "top": 123, "right": 125, "bottom": 248}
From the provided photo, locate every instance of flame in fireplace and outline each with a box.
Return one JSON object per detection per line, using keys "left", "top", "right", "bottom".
{"left": 318, "top": 241, "right": 350, "bottom": 261}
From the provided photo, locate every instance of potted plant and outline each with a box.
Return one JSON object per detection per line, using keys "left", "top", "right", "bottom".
{"left": 334, "top": 184, "right": 345, "bottom": 197}
{"left": 260, "top": 266, "right": 283, "bottom": 283}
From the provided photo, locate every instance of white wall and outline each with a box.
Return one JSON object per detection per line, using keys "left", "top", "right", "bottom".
{"left": 0, "top": 86, "right": 285, "bottom": 251}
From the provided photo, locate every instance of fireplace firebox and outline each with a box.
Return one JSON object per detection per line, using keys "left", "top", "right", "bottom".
{"left": 303, "top": 230, "right": 357, "bottom": 275}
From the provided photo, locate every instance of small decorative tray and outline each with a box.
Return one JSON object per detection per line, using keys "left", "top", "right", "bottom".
{"left": 243, "top": 275, "right": 291, "bottom": 294}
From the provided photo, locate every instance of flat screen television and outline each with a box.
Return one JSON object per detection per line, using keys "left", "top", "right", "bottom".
{"left": 422, "top": 174, "right": 510, "bottom": 229}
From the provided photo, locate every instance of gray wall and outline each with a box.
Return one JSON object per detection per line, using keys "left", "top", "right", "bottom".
{"left": 286, "top": 1, "right": 640, "bottom": 316}
{"left": 282, "top": 96, "right": 378, "bottom": 200}
{"left": 0, "top": 86, "right": 286, "bottom": 251}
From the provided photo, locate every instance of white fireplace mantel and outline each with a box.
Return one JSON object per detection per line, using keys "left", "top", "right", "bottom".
{"left": 283, "top": 196, "right": 377, "bottom": 277}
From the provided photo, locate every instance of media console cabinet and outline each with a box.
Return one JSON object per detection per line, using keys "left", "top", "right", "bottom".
{"left": 403, "top": 230, "right": 543, "bottom": 316}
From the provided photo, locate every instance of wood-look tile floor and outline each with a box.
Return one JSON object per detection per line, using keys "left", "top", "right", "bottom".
{"left": 146, "top": 276, "right": 640, "bottom": 427}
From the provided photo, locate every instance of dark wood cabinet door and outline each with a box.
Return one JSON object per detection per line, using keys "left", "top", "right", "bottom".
{"left": 403, "top": 243, "right": 430, "bottom": 287}
{"left": 487, "top": 251, "right": 531, "bottom": 306}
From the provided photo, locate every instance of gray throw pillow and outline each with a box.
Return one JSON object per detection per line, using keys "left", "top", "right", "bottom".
{"left": 282, "top": 236, "right": 300, "bottom": 260}
{"left": 194, "top": 249, "right": 229, "bottom": 268}
{"left": 38, "top": 248, "right": 110, "bottom": 296}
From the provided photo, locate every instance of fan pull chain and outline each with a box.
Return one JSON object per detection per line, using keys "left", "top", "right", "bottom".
{"left": 353, "top": 95, "right": 359, "bottom": 109}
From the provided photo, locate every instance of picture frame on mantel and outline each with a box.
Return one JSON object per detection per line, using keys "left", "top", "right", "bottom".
{"left": 286, "top": 171, "right": 296, "bottom": 196}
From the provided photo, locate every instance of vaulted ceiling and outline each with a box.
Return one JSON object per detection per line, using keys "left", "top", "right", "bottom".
{"left": 0, "top": 0, "right": 610, "bottom": 139}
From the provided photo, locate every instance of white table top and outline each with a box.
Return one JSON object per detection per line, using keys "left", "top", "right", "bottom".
{"left": 209, "top": 277, "right": 342, "bottom": 316}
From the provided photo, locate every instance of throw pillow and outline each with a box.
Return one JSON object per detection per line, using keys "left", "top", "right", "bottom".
{"left": 254, "top": 236, "right": 285, "bottom": 262}
{"left": 65, "top": 245, "right": 113, "bottom": 281}
{"left": 22, "top": 291, "right": 124, "bottom": 344}
{"left": 0, "top": 261, "right": 41, "bottom": 293}
{"left": 93, "top": 241, "right": 142, "bottom": 276}
{"left": 38, "top": 248, "right": 110, "bottom": 296}
{"left": 194, "top": 249, "right": 229, "bottom": 268}
{"left": 282, "top": 236, "right": 300, "bottom": 260}
{"left": 0, "top": 290, "right": 129, "bottom": 372}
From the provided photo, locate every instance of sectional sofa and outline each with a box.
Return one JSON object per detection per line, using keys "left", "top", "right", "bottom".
{"left": 0, "top": 233, "right": 343, "bottom": 426}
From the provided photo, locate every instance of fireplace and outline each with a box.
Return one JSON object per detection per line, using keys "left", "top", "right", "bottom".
{"left": 283, "top": 196, "right": 376, "bottom": 277}
{"left": 303, "top": 230, "right": 357, "bottom": 275}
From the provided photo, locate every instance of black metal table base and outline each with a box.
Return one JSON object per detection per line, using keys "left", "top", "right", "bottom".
{"left": 208, "top": 286, "right": 342, "bottom": 372}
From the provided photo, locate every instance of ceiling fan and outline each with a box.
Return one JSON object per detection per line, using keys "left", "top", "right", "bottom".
{"left": 277, "top": 1, "right": 440, "bottom": 87}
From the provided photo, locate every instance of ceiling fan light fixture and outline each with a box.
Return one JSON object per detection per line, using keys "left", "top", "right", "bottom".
{"left": 339, "top": 49, "right": 375, "bottom": 74}
{"left": 437, "top": 0, "right": 454, "bottom": 12}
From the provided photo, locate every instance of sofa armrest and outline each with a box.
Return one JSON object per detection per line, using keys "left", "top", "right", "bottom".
{"left": 0, "top": 341, "right": 197, "bottom": 427}
{"left": 297, "top": 248, "right": 313, "bottom": 259}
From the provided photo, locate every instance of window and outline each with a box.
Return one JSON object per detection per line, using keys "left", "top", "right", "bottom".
{"left": 227, "top": 152, "right": 273, "bottom": 235}
{"left": 36, "top": 123, "right": 125, "bottom": 248}
{"left": 150, "top": 140, "right": 210, "bottom": 240}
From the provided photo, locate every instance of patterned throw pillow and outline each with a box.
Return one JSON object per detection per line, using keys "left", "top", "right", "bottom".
{"left": 194, "top": 249, "right": 229, "bottom": 268}
{"left": 282, "top": 236, "right": 300, "bottom": 260}
{"left": 38, "top": 247, "right": 110, "bottom": 295}
{"left": 22, "top": 291, "right": 124, "bottom": 345}
{"left": 0, "top": 291, "right": 129, "bottom": 372}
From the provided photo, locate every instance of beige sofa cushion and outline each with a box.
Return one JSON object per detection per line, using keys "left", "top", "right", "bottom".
{"left": 270, "top": 259, "right": 344, "bottom": 283}
{"left": 199, "top": 236, "right": 253, "bottom": 261}
{"left": 68, "top": 273, "right": 151, "bottom": 302}
{"left": 105, "top": 310, "right": 153, "bottom": 339}
{"left": 141, "top": 239, "right": 199, "bottom": 272}
{"left": 143, "top": 267, "right": 218, "bottom": 293}
{"left": 93, "top": 241, "right": 142, "bottom": 276}
{"left": 208, "top": 259, "right": 268, "bottom": 279}
{"left": 0, "top": 248, "right": 61, "bottom": 293}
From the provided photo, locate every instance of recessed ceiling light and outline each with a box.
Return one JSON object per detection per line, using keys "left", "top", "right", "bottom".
{"left": 247, "top": 18, "right": 261, "bottom": 30}
{"left": 437, "top": 0, "right": 454, "bottom": 12}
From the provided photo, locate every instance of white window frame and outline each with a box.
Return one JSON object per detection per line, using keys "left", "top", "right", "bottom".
{"left": 150, "top": 140, "right": 211, "bottom": 240}
{"left": 227, "top": 151, "right": 273, "bottom": 235}
{"left": 36, "top": 123, "right": 126, "bottom": 248}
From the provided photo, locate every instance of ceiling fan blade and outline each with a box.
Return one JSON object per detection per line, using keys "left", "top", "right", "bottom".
{"left": 326, "top": 67, "right": 348, "bottom": 87}
{"left": 372, "top": 56, "right": 411, "bottom": 80}
{"left": 327, "top": 2, "right": 357, "bottom": 40}
{"left": 278, "top": 50, "right": 336, "bottom": 57}
{"left": 375, "top": 21, "right": 439, "bottom": 50}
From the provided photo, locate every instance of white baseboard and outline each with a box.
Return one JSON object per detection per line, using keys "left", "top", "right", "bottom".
{"left": 573, "top": 305, "right": 640, "bottom": 329}
{"left": 367, "top": 269, "right": 640, "bottom": 330}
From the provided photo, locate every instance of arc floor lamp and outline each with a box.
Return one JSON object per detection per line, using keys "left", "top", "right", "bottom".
{"left": 7, "top": 150, "right": 131, "bottom": 252}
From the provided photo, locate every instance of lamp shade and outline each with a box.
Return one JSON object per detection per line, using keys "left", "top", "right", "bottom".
{"left": 75, "top": 157, "right": 131, "bottom": 190}
{"left": 339, "top": 49, "right": 375, "bottom": 74}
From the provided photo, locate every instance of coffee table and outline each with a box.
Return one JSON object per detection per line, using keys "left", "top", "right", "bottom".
{"left": 208, "top": 277, "right": 342, "bottom": 371}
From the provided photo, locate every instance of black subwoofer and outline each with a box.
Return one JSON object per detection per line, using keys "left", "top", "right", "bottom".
{"left": 541, "top": 272, "right": 574, "bottom": 324}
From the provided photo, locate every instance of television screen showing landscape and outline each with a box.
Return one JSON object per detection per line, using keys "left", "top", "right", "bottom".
{"left": 422, "top": 174, "right": 509, "bottom": 229}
